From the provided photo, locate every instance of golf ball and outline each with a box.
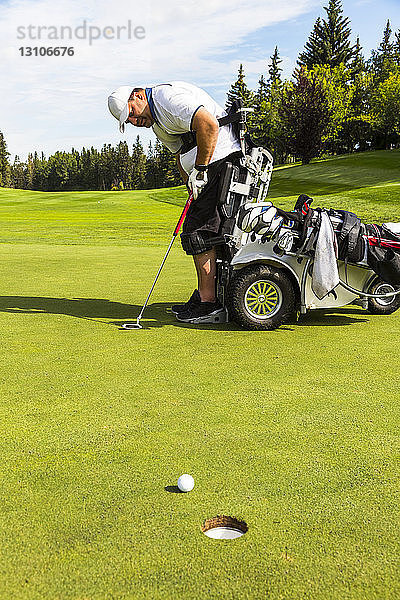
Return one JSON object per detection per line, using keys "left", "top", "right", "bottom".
{"left": 177, "top": 474, "right": 194, "bottom": 492}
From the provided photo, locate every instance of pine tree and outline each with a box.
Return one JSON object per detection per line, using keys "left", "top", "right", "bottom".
{"left": 251, "top": 74, "right": 268, "bottom": 147}
{"left": 298, "top": 0, "right": 356, "bottom": 68}
{"left": 298, "top": 18, "right": 324, "bottom": 68}
{"left": 255, "top": 75, "right": 268, "bottom": 104}
{"left": 11, "top": 155, "right": 26, "bottom": 189}
{"left": 350, "top": 36, "right": 366, "bottom": 78}
{"left": 0, "top": 131, "right": 11, "bottom": 187}
{"left": 252, "top": 51, "right": 283, "bottom": 150}
{"left": 158, "top": 142, "right": 181, "bottom": 187}
{"left": 145, "top": 141, "right": 156, "bottom": 189}
{"left": 380, "top": 19, "right": 394, "bottom": 55}
{"left": 90, "top": 147, "right": 100, "bottom": 190}
{"left": 369, "top": 20, "right": 396, "bottom": 82}
{"left": 115, "top": 141, "right": 132, "bottom": 189}
{"left": 267, "top": 46, "right": 283, "bottom": 87}
{"left": 26, "top": 153, "right": 34, "bottom": 189}
{"left": 32, "top": 151, "right": 42, "bottom": 190}
{"left": 253, "top": 74, "right": 267, "bottom": 117}
{"left": 131, "top": 136, "right": 147, "bottom": 189}
{"left": 226, "top": 64, "right": 255, "bottom": 109}
{"left": 395, "top": 30, "right": 400, "bottom": 64}
{"left": 99, "top": 143, "right": 115, "bottom": 190}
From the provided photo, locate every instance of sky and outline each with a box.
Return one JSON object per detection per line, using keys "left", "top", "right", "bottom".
{"left": 1, "top": 0, "right": 400, "bottom": 160}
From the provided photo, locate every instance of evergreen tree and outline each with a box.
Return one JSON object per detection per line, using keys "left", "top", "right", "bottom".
{"left": 10, "top": 155, "right": 26, "bottom": 189}
{"left": 262, "top": 83, "right": 289, "bottom": 164}
{"left": 114, "top": 141, "right": 132, "bottom": 189}
{"left": 395, "top": 29, "right": 400, "bottom": 64}
{"left": 252, "top": 60, "right": 280, "bottom": 150}
{"left": 226, "top": 64, "right": 255, "bottom": 108}
{"left": 145, "top": 141, "right": 157, "bottom": 189}
{"left": 25, "top": 153, "right": 34, "bottom": 189}
{"left": 131, "top": 136, "right": 147, "bottom": 189}
{"left": 46, "top": 151, "right": 70, "bottom": 190}
{"left": 32, "top": 151, "right": 43, "bottom": 190}
{"left": 350, "top": 36, "right": 366, "bottom": 78}
{"left": 99, "top": 143, "right": 115, "bottom": 190}
{"left": 267, "top": 46, "right": 283, "bottom": 87}
{"left": 158, "top": 142, "right": 181, "bottom": 187}
{"left": 379, "top": 19, "right": 394, "bottom": 55}
{"left": 0, "top": 132, "right": 11, "bottom": 187}
{"left": 251, "top": 74, "right": 266, "bottom": 142}
{"left": 298, "top": 0, "right": 356, "bottom": 68}
{"left": 255, "top": 75, "right": 268, "bottom": 107}
{"left": 369, "top": 20, "right": 397, "bottom": 82}
{"left": 298, "top": 18, "right": 324, "bottom": 68}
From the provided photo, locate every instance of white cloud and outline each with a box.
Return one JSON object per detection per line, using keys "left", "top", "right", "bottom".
{"left": 0, "top": 0, "right": 318, "bottom": 159}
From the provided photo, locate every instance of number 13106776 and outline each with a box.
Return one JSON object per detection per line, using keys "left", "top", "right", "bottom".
{"left": 19, "top": 47, "right": 75, "bottom": 56}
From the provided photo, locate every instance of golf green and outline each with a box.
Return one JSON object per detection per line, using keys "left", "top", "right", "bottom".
{"left": 0, "top": 150, "right": 399, "bottom": 599}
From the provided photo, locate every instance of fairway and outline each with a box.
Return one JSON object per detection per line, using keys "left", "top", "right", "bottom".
{"left": 0, "top": 151, "right": 399, "bottom": 599}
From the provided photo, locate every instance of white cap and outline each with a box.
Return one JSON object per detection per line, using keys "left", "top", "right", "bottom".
{"left": 108, "top": 86, "right": 132, "bottom": 133}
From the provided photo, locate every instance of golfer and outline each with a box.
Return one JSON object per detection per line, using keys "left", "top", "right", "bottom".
{"left": 108, "top": 81, "right": 241, "bottom": 323}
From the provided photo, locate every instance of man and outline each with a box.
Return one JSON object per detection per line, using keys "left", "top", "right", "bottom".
{"left": 108, "top": 81, "right": 241, "bottom": 323}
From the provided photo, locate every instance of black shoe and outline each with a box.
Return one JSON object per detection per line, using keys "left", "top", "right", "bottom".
{"left": 171, "top": 289, "right": 201, "bottom": 315}
{"left": 176, "top": 300, "right": 226, "bottom": 324}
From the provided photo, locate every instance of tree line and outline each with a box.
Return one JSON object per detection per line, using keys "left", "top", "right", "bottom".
{"left": 1, "top": 0, "right": 400, "bottom": 190}
{"left": 0, "top": 136, "right": 181, "bottom": 191}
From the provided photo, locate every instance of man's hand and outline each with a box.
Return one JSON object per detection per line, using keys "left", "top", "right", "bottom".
{"left": 187, "top": 166, "right": 208, "bottom": 200}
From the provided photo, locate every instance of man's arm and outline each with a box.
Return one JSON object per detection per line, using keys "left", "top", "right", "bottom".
{"left": 191, "top": 107, "right": 219, "bottom": 166}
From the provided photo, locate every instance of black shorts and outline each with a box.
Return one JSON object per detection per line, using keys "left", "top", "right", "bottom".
{"left": 181, "top": 151, "right": 242, "bottom": 255}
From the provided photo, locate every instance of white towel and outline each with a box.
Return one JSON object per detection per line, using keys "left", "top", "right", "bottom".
{"left": 383, "top": 222, "right": 400, "bottom": 236}
{"left": 312, "top": 211, "right": 339, "bottom": 300}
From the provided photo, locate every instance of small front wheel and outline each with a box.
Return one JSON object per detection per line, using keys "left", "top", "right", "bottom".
{"left": 367, "top": 278, "right": 400, "bottom": 315}
{"left": 227, "top": 264, "right": 296, "bottom": 330}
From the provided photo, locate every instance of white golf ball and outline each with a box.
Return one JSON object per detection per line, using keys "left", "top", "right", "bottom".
{"left": 177, "top": 474, "right": 194, "bottom": 492}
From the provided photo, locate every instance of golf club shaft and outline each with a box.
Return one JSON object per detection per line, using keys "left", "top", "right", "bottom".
{"left": 137, "top": 192, "right": 194, "bottom": 322}
{"left": 174, "top": 192, "right": 193, "bottom": 235}
{"left": 137, "top": 236, "right": 176, "bottom": 320}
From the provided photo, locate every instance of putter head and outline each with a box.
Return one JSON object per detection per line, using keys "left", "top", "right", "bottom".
{"left": 121, "top": 320, "right": 143, "bottom": 330}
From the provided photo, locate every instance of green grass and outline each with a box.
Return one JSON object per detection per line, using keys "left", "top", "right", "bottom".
{"left": 0, "top": 151, "right": 399, "bottom": 599}
{"left": 0, "top": 186, "right": 188, "bottom": 246}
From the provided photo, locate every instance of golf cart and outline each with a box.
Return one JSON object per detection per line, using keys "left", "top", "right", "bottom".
{"left": 124, "top": 104, "right": 400, "bottom": 331}
{"left": 211, "top": 128, "right": 400, "bottom": 331}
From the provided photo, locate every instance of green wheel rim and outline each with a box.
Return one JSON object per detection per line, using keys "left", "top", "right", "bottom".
{"left": 244, "top": 279, "right": 282, "bottom": 320}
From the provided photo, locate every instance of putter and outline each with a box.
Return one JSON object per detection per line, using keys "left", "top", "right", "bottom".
{"left": 122, "top": 192, "right": 194, "bottom": 330}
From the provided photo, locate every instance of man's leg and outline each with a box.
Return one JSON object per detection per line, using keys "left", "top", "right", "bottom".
{"left": 175, "top": 244, "right": 224, "bottom": 322}
{"left": 193, "top": 247, "right": 216, "bottom": 302}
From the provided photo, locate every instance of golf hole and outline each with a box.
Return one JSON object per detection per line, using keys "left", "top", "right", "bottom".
{"left": 201, "top": 515, "right": 248, "bottom": 540}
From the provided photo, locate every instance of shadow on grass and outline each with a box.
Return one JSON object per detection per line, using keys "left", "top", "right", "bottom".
{"left": 296, "top": 308, "right": 369, "bottom": 327}
{"left": 164, "top": 485, "right": 182, "bottom": 493}
{"left": 0, "top": 296, "right": 236, "bottom": 330}
{"left": 0, "top": 296, "right": 370, "bottom": 330}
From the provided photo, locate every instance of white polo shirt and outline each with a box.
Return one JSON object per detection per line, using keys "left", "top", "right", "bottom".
{"left": 148, "top": 81, "right": 241, "bottom": 174}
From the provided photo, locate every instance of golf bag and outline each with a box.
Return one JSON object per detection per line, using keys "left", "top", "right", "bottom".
{"left": 365, "top": 223, "right": 400, "bottom": 284}
{"left": 333, "top": 210, "right": 365, "bottom": 263}
{"left": 234, "top": 193, "right": 400, "bottom": 287}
